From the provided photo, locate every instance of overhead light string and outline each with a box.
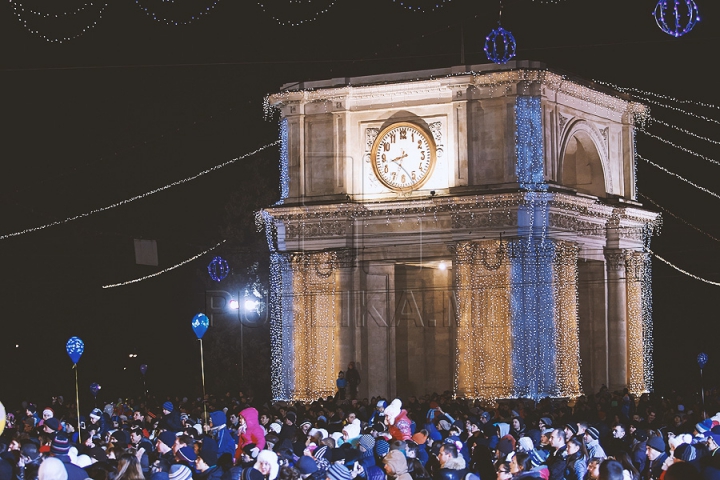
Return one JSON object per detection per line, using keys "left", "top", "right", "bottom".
{"left": 0, "top": 141, "right": 280, "bottom": 241}
{"left": 102, "top": 240, "right": 226, "bottom": 288}
{"left": 637, "top": 154, "right": 720, "bottom": 200}
{"left": 640, "top": 194, "right": 720, "bottom": 244}
{"left": 133, "top": 0, "right": 222, "bottom": 25}
{"left": 647, "top": 248, "right": 720, "bottom": 287}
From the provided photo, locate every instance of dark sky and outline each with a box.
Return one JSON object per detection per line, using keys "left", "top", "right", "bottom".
{"left": 1, "top": 0, "right": 719, "bottom": 407}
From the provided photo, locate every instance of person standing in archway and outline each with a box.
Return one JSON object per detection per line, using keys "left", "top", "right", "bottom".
{"left": 346, "top": 362, "right": 361, "bottom": 400}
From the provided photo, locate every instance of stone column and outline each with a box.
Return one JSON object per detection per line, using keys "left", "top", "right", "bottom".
{"left": 605, "top": 248, "right": 628, "bottom": 391}
{"left": 362, "top": 262, "right": 396, "bottom": 399}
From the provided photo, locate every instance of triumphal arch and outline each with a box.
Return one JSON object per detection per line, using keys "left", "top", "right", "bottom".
{"left": 260, "top": 61, "right": 660, "bottom": 402}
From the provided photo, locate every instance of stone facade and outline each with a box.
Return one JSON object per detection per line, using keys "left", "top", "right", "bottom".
{"left": 262, "top": 61, "right": 660, "bottom": 401}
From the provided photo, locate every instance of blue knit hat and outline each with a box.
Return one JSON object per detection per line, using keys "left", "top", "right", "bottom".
{"left": 530, "top": 449, "right": 549, "bottom": 467}
{"left": 163, "top": 402, "right": 174, "bottom": 412}
{"left": 696, "top": 419, "right": 713, "bottom": 434}
{"left": 375, "top": 439, "right": 390, "bottom": 457}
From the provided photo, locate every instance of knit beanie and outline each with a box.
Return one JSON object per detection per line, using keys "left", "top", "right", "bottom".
{"left": 497, "top": 436, "right": 515, "bottom": 456}
{"left": 158, "top": 430, "right": 177, "bottom": 448}
{"left": 530, "top": 449, "right": 549, "bottom": 467}
{"left": 375, "top": 439, "right": 390, "bottom": 457}
{"left": 586, "top": 427, "right": 600, "bottom": 441}
{"left": 51, "top": 435, "right": 71, "bottom": 455}
{"left": 89, "top": 408, "right": 102, "bottom": 421}
{"left": 296, "top": 456, "right": 318, "bottom": 475}
{"left": 163, "top": 402, "right": 174, "bottom": 413}
{"left": 359, "top": 434, "right": 375, "bottom": 452}
{"left": 540, "top": 417, "right": 553, "bottom": 427}
{"left": 647, "top": 435, "right": 665, "bottom": 453}
{"left": 45, "top": 417, "right": 61, "bottom": 432}
{"left": 342, "top": 419, "right": 361, "bottom": 439}
{"left": 674, "top": 443, "right": 697, "bottom": 462}
{"left": 564, "top": 423, "right": 578, "bottom": 436}
{"left": 384, "top": 399, "right": 402, "bottom": 425}
{"left": 326, "top": 464, "right": 351, "bottom": 480}
{"left": 168, "top": 465, "right": 192, "bottom": 480}
{"left": 411, "top": 432, "right": 428, "bottom": 445}
{"left": 517, "top": 437, "right": 534, "bottom": 453}
{"left": 177, "top": 446, "right": 197, "bottom": 463}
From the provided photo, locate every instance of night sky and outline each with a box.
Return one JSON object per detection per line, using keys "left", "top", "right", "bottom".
{"left": 1, "top": 0, "right": 719, "bottom": 408}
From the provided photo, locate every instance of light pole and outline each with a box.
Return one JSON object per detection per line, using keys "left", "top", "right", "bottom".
{"left": 698, "top": 352, "right": 708, "bottom": 418}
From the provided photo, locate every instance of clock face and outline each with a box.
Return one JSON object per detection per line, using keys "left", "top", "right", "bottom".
{"left": 370, "top": 122, "right": 436, "bottom": 192}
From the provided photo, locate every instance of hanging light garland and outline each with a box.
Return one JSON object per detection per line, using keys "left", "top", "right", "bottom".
{"left": 648, "top": 116, "right": 720, "bottom": 146}
{"left": 7, "top": 0, "right": 108, "bottom": 43}
{"left": 638, "top": 129, "right": 720, "bottom": 167}
{"left": 653, "top": 0, "right": 700, "bottom": 37}
{"left": 133, "top": 0, "right": 222, "bottom": 25}
{"left": 102, "top": 240, "right": 225, "bottom": 288}
{"left": 0, "top": 141, "right": 279, "bottom": 242}
{"left": 648, "top": 248, "right": 720, "bottom": 287}
{"left": 640, "top": 194, "right": 720, "bottom": 243}
{"left": 391, "top": 0, "right": 452, "bottom": 13}
{"left": 257, "top": 0, "right": 340, "bottom": 27}
{"left": 638, "top": 154, "right": 720, "bottom": 201}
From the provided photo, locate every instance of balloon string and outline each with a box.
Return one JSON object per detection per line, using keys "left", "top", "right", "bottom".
{"left": 199, "top": 339, "right": 207, "bottom": 423}
{"left": 75, "top": 366, "right": 81, "bottom": 438}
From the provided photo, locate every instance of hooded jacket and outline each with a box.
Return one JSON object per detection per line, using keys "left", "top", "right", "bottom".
{"left": 210, "top": 411, "right": 236, "bottom": 457}
{"left": 384, "top": 450, "right": 412, "bottom": 480}
{"left": 234, "top": 407, "right": 266, "bottom": 463}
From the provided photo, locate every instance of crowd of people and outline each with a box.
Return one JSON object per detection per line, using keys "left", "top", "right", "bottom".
{"left": 2, "top": 384, "right": 720, "bottom": 480}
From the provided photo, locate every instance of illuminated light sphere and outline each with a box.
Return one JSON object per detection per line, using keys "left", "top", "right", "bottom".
{"left": 229, "top": 299, "right": 240, "bottom": 310}
{"left": 244, "top": 299, "right": 259, "bottom": 312}
{"left": 698, "top": 352, "right": 708, "bottom": 369}
{"left": 653, "top": 0, "right": 700, "bottom": 37}
{"left": 438, "top": 261, "right": 447, "bottom": 270}
{"left": 207, "top": 256, "right": 230, "bottom": 282}
{"left": 484, "top": 25, "right": 517, "bottom": 64}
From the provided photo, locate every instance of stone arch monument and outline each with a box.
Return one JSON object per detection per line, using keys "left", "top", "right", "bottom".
{"left": 260, "top": 61, "right": 661, "bottom": 402}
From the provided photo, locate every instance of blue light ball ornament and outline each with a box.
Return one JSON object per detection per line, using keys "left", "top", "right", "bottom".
{"left": 484, "top": 25, "right": 517, "bottom": 64}
{"left": 66, "top": 336, "right": 84, "bottom": 364}
{"left": 698, "top": 352, "right": 708, "bottom": 369}
{"left": 90, "top": 383, "right": 101, "bottom": 397}
{"left": 654, "top": 0, "right": 700, "bottom": 37}
{"left": 207, "top": 256, "right": 230, "bottom": 282}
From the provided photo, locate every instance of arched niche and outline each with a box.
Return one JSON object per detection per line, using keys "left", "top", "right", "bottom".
{"left": 559, "top": 121, "right": 609, "bottom": 198}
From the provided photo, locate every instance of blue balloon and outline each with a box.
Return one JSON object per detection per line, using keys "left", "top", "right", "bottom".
{"left": 191, "top": 313, "right": 210, "bottom": 339}
{"left": 698, "top": 352, "right": 708, "bottom": 369}
{"left": 140, "top": 364, "right": 148, "bottom": 376}
{"left": 66, "top": 336, "right": 84, "bottom": 364}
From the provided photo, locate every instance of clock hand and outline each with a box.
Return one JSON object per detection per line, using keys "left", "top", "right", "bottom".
{"left": 391, "top": 152, "right": 408, "bottom": 162}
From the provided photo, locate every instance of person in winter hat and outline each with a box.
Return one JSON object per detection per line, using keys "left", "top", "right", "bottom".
{"left": 160, "top": 402, "right": 182, "bottom": 433}
{"left": 235, "top": 407, "right": 267, "bottom": 465}
{"left": 255, "top": 450, "right": 279, "bottom": 480}
{"left": 384, "top": 399, "right": 411, "bottom": 441}
{"left": 368, "top": 401, "right": 386, "bottom": 426}
{"left": 341, "top": 420, "right": 361, "bottom": 446}
{"left": 383, "top": 449, "right": 412, "bottom": 480}
{"left": 583, "top": 427, "right": 606, "bottom": 460}
{"left": 209, "top": 411, "right": 236, "bottom": 457}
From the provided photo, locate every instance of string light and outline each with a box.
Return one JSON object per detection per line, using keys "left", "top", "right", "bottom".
{"left": 455, "top": 240, "right": 514, "bottom": 401}
{"left": 257, "top": 0, "right": 339, "bottom": 27}
{"left": 134, "top": 0, "right": 222, "bottom": 25}
{"left": 391, "top": 0, "right": 452, "bottom": 13}
{"left": 553, "top": 242, "right": 582, "bottom": 398}
{"left": 278, "top": 118, "right": 290, "bottom": 203}
{"left": 649, "top": 248, "right": 720, "bottom": 287}
{"left": 269, "top": 252, "right": 292, "bottom": 400}
{"left": 625, "top": 251, "right": 649, "bottom": 394}
{"left": 637, "top": 154, "right": 720, "bottom": 200}
{"left": 289, "top": 251, "right": 338, "bottom": 401}
{"left": 596, "top": 81, "right": 720, "bottom": 126}
{"left": 640, "top": 194, "right": 720, "bottom": 243}
{"left": 8, "top": 0, "right": 107, "bottom": 43}
{"left": 638, "top": 128, "right": 720, "bottom": 167}
{"left": 102, "top": 240, "right": 225, "bottom": 288}
{"left": 647, "top": 116, "right": 720, "bottom": 146}
{"left": 0, "top": 141, "right": 280, "bottom": 242}
{"left": 614, "top": 85, "right": 720, "bottom": 110}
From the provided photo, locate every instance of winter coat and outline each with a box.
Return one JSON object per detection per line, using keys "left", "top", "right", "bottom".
{"left": 563, "top": 453, "right": 586, "bottom": 480}
{"left": 384, "top": 450, "right": 413, "bottom": 480}
{"left": 234, "top": 407, "right": 266, "bottom": 463}
{"left": 432, "top": 456, "right": 467, "bottom": 480}
{"left": 390, "top": 410, "right": 413, "bottom": 441}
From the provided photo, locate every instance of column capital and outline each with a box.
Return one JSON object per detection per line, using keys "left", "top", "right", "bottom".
{"left": 605, "top": 249, "right": 625, "bottom": 271}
